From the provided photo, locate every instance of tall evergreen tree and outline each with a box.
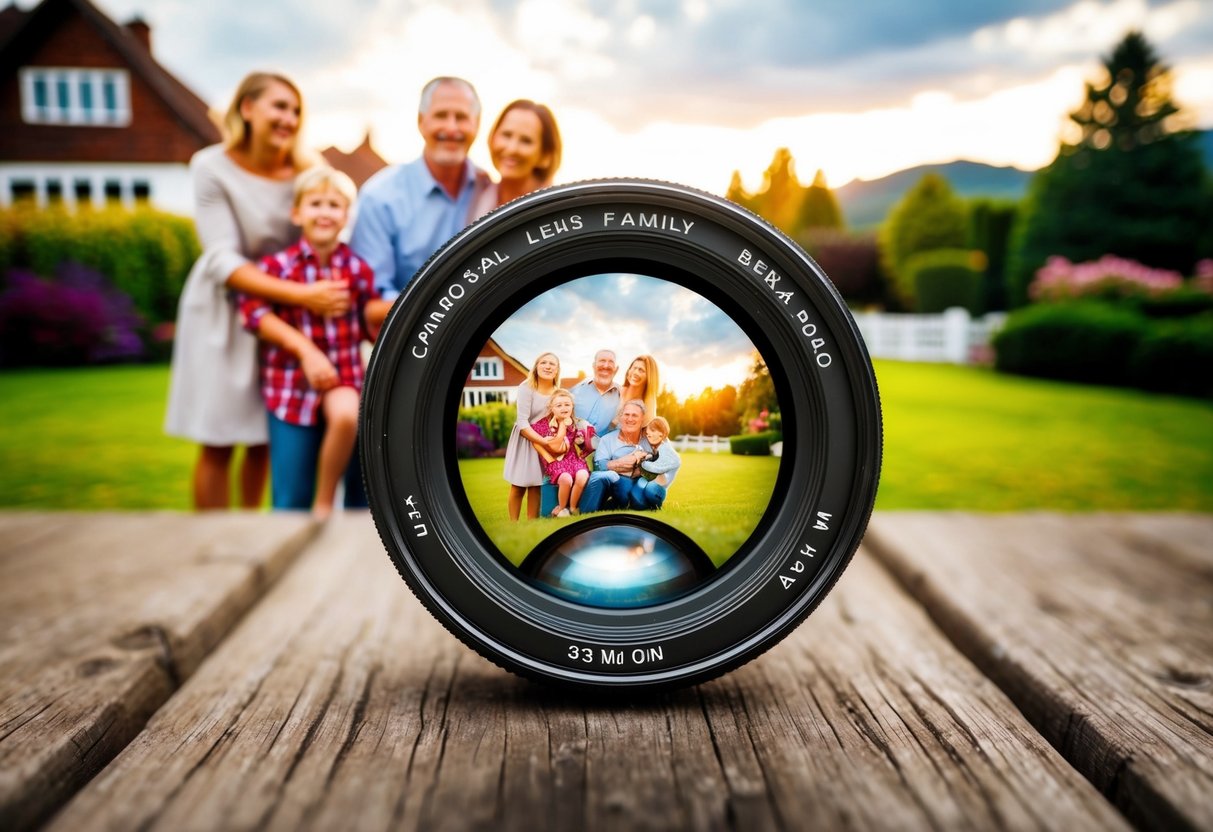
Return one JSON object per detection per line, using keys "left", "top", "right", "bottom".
{"left": 754, "top": 148, "right": 803, "bottom": 235}
{"left": 1008, "top": 31, "right": 1209, "bottom": 305}
{"left": 796, "top": 169, "right": 844, "bottom": 231}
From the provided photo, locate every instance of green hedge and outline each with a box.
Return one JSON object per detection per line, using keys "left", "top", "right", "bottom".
{"left": 905, "top": 248, "right": 984, "bottom": 314}
{"left": 1129, "top": 315, "right": 1213, "bottom": 397}
{"left": 457, "top": 402, "right": 516, "bottom": 449}
{"left": 994, "top": 301, "right": 1144, "bottom": 385}
{"left": 729, "top": 430, "right": 782, "bottom": 456}
{"left": 994, "top": 301, "right": 1213, "bottom": 397}
{"left": 0, "top": 205, "right": 199, "bottom": 324}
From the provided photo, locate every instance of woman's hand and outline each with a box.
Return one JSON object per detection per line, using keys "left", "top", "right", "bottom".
{"left": 301, "top": 347, "right": 339, "bottom": 391}
{"left": 302, "top": 280, "right": 352, "bottom": 316}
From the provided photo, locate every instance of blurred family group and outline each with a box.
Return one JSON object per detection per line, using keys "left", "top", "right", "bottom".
{"left": 503, "top": 350, "right": 682, "bottom": 522}
{"left": 164, "top": 73, "right": 562, "bottom": 517}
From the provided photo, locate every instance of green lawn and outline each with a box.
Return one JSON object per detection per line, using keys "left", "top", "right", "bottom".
{"left": 872, "top": 360, "right": 1213, "bottom": 511}
{"left": 459, "top": 455, "right": 778, "bottom": 567}
{"left": 1, "top": 361, "right": 1210, "bottom": 514}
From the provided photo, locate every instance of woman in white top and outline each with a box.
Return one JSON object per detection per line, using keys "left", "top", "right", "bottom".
{"left": 468, "top": 99, "right": 563, "bottom": 221}
{"left": 165, "top": 72, "right": 350, "bottom": 509}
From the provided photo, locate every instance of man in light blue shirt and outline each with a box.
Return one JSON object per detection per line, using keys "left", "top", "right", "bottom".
{"left": 350, "top": 77, "right": 488, "bottom": 300}
{"left": 580, "top": 400, "right": 653, "bottom": 512}
{"left": 570, "top": 348, "right": 621, "bottom": 436}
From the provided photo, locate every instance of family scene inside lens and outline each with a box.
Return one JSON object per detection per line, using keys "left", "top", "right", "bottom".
{"left": 456, "top": 273, "right": 784, "bottom": 604}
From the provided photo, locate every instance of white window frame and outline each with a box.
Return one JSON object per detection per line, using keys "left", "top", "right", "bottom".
{"left": 471, "top": 357, "right": 504, "bottom": 381}
{"left": 19, "top": 67, "right": 132, "bottom": 127}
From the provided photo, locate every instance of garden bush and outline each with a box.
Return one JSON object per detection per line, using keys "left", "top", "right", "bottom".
{"left": 800, "top": 229, "right": 883, "bottom": 304}
{"left": 967, "top": 199, "right": 1018, "bottom": 312}
{"left": 905, "top": 248, "right": 985, "bottom": 314}
{"left": 728, "top": 430, "right": 782, "bottom": 456}
{"left": 1129, "top": 314, "right": 1213, "bottom": 397}
{"left": 455, "top": 421, "right": 496, "bottom": 458}
{"left": 0, "top": 263, "right": 144, "bottom": 366}
{"left": 1029, "top": 255, "right": 1185, "bottom": 302}
{"left": 1130, "top": 287, "right": 1213, "bottom": 319}
{"left": 993, "top": 301, "right": 1146, "bottom": 385}
{"left": 0, "top": 206, "right": 199, "bottom": 325}
{"left": 457, "top": 402, "right": 516, "bottom": 449}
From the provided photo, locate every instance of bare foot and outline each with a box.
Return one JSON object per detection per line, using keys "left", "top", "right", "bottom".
{"left": 311, "top": 503, "right": 334, "bottom": 521}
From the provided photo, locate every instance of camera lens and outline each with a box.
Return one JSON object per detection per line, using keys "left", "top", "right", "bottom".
{"left": 361, "top": 180, "right": 881, "bottom": 691}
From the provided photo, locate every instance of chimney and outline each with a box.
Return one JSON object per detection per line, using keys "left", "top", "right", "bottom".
{"left": 125, "top": 17, "right": 151, "bottom": 51}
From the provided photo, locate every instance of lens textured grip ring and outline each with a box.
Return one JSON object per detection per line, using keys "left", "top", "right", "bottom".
{"left": 361, "top": 179, "right": 882, "bottom": 691}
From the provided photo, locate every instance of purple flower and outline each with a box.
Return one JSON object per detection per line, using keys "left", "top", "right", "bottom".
{"left": 0, "top": 263, "right": 144, "bottom": 366}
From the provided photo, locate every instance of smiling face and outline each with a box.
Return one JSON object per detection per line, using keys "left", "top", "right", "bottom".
{"left": 626, "top": 359, "right": 647, "bottom": 388}
{"left": 534, "top": 353, "right": 559, "bottom": 382}
{"left": 593, "top": 351, "right": 617, "bottom": 387}
{"left": 418, "top": 82, "right": 479, "bottom": 170}
{"left": 551, "top": 394, "right": 574, "bottom": 421}
{"left": 490, "top": 108, "right": 548, "bottom": 185}
{"left": 240, "top": 80, "right": 300, "bottom": 155}
{"left": 291, "top": 186, "right": 349, "bottom": 250}
{"left": 618, "top": 403, "right": 644, "bottom": 433}
{"left": 645, "top": 422, "right": 667, "bottom": 446}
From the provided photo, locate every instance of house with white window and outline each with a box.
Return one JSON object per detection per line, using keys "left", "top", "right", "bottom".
{"left": 462, "top": 339, "right": 529, "bottom": 408}
{"left": 0, "top": 0, "right": 220, "bottom": 214}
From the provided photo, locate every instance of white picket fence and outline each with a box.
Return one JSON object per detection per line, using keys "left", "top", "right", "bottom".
{"left": 851, "top": 308, "right": 1008, "bottom": 364}
{"left": 672, "top": 434, "right": 731, "bottom": 453}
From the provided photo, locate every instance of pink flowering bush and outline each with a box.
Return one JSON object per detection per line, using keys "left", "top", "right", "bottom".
{"left": 1193, "top": 259, "right": 1213, "bottom": 294}
{"left": 1029, "top": 255, "right": 1186, "bottom": 301}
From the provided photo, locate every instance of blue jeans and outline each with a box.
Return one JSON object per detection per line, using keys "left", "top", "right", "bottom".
{"left": 628, "top": 478, "right": 668, "bottom": 510}
{"left": 581, "top": 471, "right": 635, "bottom": 512}
{"left": 266, "top": 413, "right": 366, "bottom": 511}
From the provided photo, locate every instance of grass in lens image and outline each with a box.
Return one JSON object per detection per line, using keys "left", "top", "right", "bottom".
{"left": 455, "top": 273, "right": 783, "bottom": 570}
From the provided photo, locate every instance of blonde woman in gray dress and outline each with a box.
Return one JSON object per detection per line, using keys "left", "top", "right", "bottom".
{"left": 502, "top": 352, "right": 561, "bottom": 520}
{"left": 165, "top": 72, "right": 350, "bottom": 509}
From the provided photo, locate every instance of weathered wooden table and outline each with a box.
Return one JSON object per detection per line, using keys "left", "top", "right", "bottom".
{"left": 1, "top": 511, "right": 1209, "bottom": 831}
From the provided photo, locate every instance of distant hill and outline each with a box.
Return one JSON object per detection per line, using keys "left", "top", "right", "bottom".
{"left": 835, "top": 161, "right": 1031, "bottom": 229}
{"left": 836, "top": 128, "right": 1213, "bottom": 230}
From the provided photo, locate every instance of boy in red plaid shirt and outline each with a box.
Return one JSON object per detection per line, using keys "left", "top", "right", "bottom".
{"left": 240, "top": 167, "right": 390, "bottom": 518}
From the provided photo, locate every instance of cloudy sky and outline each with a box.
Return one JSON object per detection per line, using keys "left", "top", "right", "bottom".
{"left": 491, "top": 274, "right": 758, "bottom": 399}
{"left": 84, "top": 0, "right": 1213, "bottom": 192}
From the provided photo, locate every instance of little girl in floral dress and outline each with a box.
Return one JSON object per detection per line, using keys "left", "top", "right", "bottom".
{"left": 530, "top": 388, "right": 596, "bottom": 517}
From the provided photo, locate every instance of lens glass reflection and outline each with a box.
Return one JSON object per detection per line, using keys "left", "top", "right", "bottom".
{"left": 520, "top": 519, "right": 716, "bottom": 608}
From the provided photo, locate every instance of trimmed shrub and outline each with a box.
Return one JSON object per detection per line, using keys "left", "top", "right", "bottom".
{"left": 729, "top": 430, "right": 782, "bottom": 456}
{"left": 1131, "top": 287, "right": 1213, "bottom": 320}
{"left": 993, "top": 301, "right": 1146, "bottom": 385}
{"left": 905, "top": 248, "right": 985, "bottom": 314}
{"left": 0, "top": 263, "right": 144, "bottom": 366}
{"left": 457, "top": 402, "right": 516, "bottom": 449}
{"left": 878, "top": 173, "right": 968, "bottom": 307}
{"left": 455, "top": 422, "right": 496, "bottom": 458}
{"left": 967, "top": 199, "right": 1018, "bottom": 312}
{"left": 800, "top": 229, "right": 883, "bottom": 304}
{"left": 1130, "top": 315, "right": 1213, "bottom": 397}
{"left": 0, "top": 205, "right": 199, "bottom": 325}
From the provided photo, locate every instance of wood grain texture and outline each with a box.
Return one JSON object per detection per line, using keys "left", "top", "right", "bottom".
{"left": 0, "top": 512, "right": 316, "bottom": 831}
{"left": 45, "top": 513, "right": 1124, "bottom": 832}
{"left": 865, "top": 512, "right": 1213, "bottom": 832}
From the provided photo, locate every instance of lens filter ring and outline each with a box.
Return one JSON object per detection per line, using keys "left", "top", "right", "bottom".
{"left": 361, "top": 179, "right": 882, "bottom": 691}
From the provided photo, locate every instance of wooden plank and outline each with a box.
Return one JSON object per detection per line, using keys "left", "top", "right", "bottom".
{"left": 45, "top": 513, "right": 1124, "bottom": 831}
{"left": 0, "top": 511, "right": 316, "bottom": 831}
{"left": 865, "top": 512, "right": 1213, "bottom": 832}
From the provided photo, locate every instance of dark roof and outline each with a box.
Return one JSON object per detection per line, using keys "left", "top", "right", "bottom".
{"left": 0, "top": 0, "right": 220, "bottom": 145}
{"left": 0, "top": 5, "right": 27, "bottom": 44}
{"left": 321, "top": 131, "right": 389, "bottom": 189}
